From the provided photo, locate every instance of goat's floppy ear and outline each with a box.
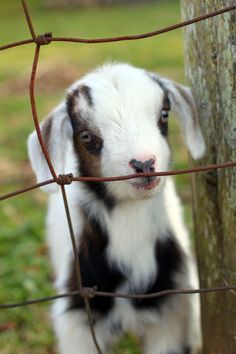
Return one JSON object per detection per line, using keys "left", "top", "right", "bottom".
{"left": 27, "top": 103, "right": 73, "bottom": 193}
{"left": 159, "top": 78, "right": 205, "bottom": 159}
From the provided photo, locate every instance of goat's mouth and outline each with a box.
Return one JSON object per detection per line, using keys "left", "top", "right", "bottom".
{"left": 131, "top": 176, "right": 161, "bottom": 191}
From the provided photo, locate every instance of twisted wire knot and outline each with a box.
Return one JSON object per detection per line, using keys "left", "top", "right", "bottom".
{"left": 57, "top": 173, "right": 74, "bottom": 185}
{"left": 80, "top": 287, "right": 97, "bottom": 300}
{"left": 36, "top": 32, "right": 52, "bottom": 46}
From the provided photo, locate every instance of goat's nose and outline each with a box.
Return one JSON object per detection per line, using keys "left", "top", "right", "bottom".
{"left": 129, "top": 158, "right": 155, "bottom": 173}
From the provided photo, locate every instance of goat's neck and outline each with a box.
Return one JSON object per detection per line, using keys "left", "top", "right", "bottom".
{"left": 102, "top": 191, "right": 169, "bottom": 287}
{"left": 105, "top": 191, "right": 169, "bottom": 243}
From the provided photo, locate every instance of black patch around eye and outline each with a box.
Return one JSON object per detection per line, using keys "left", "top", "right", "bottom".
{"left": 158, "top": 117, "right": 169, "bottom": 137}
{"left": 67, "top": 89, "right": 115, "bottom": 209}
{"left": 163, "top": 93, "right": 171, "bottom": 112}
{"left": 66, "top": 90, "right": 103, "bottom": 154}
{"left": 67, "top": 89, "right": 80, "bottom": 133}
{"left": 80, "top": 85, "right": 93, "bottom": 106}
{"left": 66, "top": 86, "right": 93, "bottom": 134}
{"left": 158, "top": 93, "right": 171, "bottom": 137}
{"left": 148, "top": 73, "right": 171, "bottom": 137}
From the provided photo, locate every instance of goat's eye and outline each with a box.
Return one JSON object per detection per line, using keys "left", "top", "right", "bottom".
{"left": 158, "top": 109, "right": 170, "bottom": 137}
{"left": 79, "top": 130, "right": 103, "bottom": 154}
{"left": 160, "top": 109, "right": 169, "bottom": 123}
{"left": 79, "top": 130, "right": 93, "bottom": 143}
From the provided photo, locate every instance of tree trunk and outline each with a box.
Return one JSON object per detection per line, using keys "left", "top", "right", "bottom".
{"left": 180, "top": 1, "right": 236, "bottom": 353}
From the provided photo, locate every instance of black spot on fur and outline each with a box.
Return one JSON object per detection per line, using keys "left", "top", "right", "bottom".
{"left": 68, "top": 213, "right": 124, "bottom": 315}
{"left": 79, "top": 162, "right": 116, "bottom": 210}
{"left": 132, "top": 234, "right": 184, "bottom": 309}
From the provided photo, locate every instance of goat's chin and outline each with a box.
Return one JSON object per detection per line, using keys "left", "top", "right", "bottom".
{"left": 108, "top": 177, "right": 165, "bottom": 202}
{"left": 130, "top": 177, "right": 165, "bottom": 200}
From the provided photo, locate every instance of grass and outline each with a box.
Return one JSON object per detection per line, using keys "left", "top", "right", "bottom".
{"left": 0, "top": 1, "right": 193, "bottom": 353}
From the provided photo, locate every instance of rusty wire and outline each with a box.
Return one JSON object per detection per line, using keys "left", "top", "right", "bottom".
{"left": 1, "top": 1, "right": 236, "bottom": 353}
{"left": 1, "top": 3, "right": 236, "bottom": 50}
{"left": 1, "top": 285, "right": 236, "bottom": 310}
{"left": 2, "top": 160, "right": 236, "bottom": 202}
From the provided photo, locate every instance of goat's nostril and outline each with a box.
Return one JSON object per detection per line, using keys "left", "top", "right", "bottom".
{"left": 145, "top": 158, "right": 155, "bottom": 171}
{"left": 129, "top": 159, "right": 144, "bottom": 173}
{"left": 129, "top": 158, "right": 156, "bottom": 173}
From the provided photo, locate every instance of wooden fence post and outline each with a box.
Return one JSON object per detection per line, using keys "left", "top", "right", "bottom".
{"left": 180, "top": 1, "right": 236, "bottom": 353}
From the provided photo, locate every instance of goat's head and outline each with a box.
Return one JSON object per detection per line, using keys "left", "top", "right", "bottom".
{"left": 28, "top": 63, "right": 205, "bottom": 203}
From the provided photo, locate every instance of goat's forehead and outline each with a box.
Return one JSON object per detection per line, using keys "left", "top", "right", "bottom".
{"left": 77, "top": 66, "right": 164, "bottom": 126}
{"left": 87, "top": 66, "right": 162, "bottom": 99}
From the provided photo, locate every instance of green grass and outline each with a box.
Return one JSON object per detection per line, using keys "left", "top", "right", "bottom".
{"left": 0, "top": 1, "right": 193, "bottom": 353}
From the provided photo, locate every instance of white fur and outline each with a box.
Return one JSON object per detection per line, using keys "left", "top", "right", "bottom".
{"left": 28, "top": 63, "right": 205, "bottom": 354}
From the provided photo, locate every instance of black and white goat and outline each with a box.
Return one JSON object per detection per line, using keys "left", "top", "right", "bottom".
{"left": 28, "top": 63, "right": 205, "bottom": 354}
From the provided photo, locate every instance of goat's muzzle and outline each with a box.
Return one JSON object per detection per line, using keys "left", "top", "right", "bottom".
{"left": 129, "top": 158, "right": 160, "bottom": 191}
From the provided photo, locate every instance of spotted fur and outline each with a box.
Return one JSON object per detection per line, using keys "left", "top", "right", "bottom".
{"left": 28, "top": 62, "right": 205, "bottom": 354}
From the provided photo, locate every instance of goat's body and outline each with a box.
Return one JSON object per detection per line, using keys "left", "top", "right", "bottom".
{"left": 47, "top": 159, "right": 200, "bottom": 354}
{"left": 28, "top": 63, "right": 205, "bottom": 354}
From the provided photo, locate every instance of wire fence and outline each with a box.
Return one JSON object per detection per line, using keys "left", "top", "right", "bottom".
{"left": 1, "top": 1, "right": 236, "bottom": 353}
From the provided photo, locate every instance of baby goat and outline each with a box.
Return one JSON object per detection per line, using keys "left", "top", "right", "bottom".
{"left": 28, "top": 63, "right": 205, "bottom": 354}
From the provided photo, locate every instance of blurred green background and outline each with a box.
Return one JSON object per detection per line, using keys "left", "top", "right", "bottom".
{"left": 0, "top": 0, "right": 193, "bottom": 353}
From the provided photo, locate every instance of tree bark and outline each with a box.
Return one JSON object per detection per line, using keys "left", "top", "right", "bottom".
{"left": 180, "top": 1, "right": 236, "bottom": 353}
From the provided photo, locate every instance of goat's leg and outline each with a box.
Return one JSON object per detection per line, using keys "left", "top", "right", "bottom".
{"left": 142, "top": 296, "right": 200, "bottom": 354}
{"left": 53, "top": 306, "right": 109, "bottom": 354}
